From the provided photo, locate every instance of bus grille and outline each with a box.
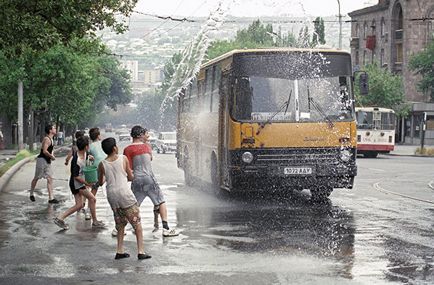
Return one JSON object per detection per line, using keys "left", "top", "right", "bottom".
{"left": 255, "top": 149, "right": 339, "bottom": 164}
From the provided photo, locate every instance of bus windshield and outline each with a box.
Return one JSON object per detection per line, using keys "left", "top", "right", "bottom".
{"left": 230, "top": 52, "right": 354, "bottom": 123}
{"left": 232, "top": 75, "right": 353, "bottom": 122}
{"left": 356, "top": 111, "right": 396, "bottom": 130}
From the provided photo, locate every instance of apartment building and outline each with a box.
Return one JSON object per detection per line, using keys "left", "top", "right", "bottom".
{"left": 349, "top": 0, "right": 434, "bottom": 144}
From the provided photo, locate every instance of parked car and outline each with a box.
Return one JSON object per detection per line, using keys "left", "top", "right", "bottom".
{"left": 156, "top": 131, "right": 176, "bottom": 154}
{"left": 105, "top": 123, "right": 113, "bottom": 133}
{"left": 148, "top": 131, "right": 159, "bottom": 152}
{"left": 118, "top": 131, "right": 131, "bottom": 142}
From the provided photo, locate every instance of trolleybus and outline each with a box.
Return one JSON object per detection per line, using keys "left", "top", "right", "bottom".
{"left": 356, "top": 107, "right": 396, "bottom": 158}
{"left": 177, "top": 48, "right": 357, "bottom": 200}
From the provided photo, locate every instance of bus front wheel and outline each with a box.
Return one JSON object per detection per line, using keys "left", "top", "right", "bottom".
{"left": 310, "top": 185, "right": 332, "bottom": 202}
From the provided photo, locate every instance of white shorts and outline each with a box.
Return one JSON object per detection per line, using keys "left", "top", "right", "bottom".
{"left": 34, "top": 157, "right": 53, "bottom": 179}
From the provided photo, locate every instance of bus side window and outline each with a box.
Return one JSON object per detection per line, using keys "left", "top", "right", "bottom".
{"left": 235, "top": 77, "right": 253, "bottom": 120}
{"left": 211, "top": 65, "right": 221, "bottom": 113}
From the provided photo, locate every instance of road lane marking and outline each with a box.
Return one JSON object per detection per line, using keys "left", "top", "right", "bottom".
{"left": 373, "top": 182, "right": 434, "bottom": 205}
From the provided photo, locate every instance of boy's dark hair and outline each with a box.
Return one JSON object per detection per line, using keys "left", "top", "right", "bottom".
{"left": 89, "top": 128, "right": 100, "bottom": 141}
{"left": 45, "top": 124, "right": 54, "bottom": 135}
{"left": 101, "top": 137, "right": 116, "bottom": 155}
{"left": 76, "top": 136, "right": 89, "bottom": 151}
{"left": 131, "top": 125, "right": 145, "bottom": 138}
{"left": 75, "top": 130, "right": 85, "bottom": 139}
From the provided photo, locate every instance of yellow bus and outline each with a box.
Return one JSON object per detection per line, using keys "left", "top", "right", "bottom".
{"left": 176, "top": 48, "right": 357, "bottom": 200}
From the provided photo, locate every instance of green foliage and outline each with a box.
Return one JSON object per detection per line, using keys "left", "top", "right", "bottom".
{"left": 0, "top": 149, "right": 34, "bottom": 177}
{"left": 409, "top": 40, "right": 434, "bottom": 101}
{"left": 0, "top": 39, "right": 132, "bottom": 126}
{"left": 312, "top": 17, "right": 326, "bottom": 46}
{"left": 355, "top": 63, "right": 407, "bottom": 116}
{"left": 0, "top": 0, "right": 138, "bottom": 55}
{"left": 207, "top": 19, "right": 298, "bottom": 60}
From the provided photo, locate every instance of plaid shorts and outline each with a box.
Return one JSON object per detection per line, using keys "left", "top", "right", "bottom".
{"left": 113, "top": 204, "right": 141, "bottom": 231}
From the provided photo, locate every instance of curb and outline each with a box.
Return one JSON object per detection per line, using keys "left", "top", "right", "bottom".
{"left": 0, "top": 147, "right": 68, "bottom": 193}
{"left": 0, "top": 155, "right": 37, "bottom": 192}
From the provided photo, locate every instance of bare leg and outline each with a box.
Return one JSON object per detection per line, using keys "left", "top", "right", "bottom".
{"left": 47, "top": 176, "right": 54, "bottom": 200}
{"left": 58, "top": 194, "right": 83, "bottom": 220}
{"left": 80, "top": 189, "right": 97, "bottom": 222}
{"left": 153, "top": 205, "right": 159, "bottom": 229}
{"left": 159, "top": 202, "right": 168, "bottom": 222}
{"left": 134, "top": 224, "right": 144, "bottom": 254}
{"left": 30, "top": 178, "right": 38, "bottom": 196}
{"left": 116, "top": 226, "right": 125, "bottom": 253}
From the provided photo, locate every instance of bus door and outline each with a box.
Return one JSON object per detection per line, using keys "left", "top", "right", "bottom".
{"left": 373, "top": 111, "right": 381, "bottom": 130}
{"left": 218, "top": 72, "right": 231, "bottom": 189}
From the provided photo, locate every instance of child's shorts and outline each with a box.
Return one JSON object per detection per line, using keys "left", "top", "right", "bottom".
{"left": 113, "top": 204, "right": 141, "bottom": 231}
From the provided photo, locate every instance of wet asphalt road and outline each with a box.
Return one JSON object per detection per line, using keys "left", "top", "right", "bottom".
{"left": 0, "top": 150, "right": 433, "bottom": 284}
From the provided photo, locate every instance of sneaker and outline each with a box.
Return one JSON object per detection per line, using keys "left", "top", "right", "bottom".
{"left": 48, "top": 198, "right": 60, "bottom": 204}
{"left": 152, "top": 226, "right": 159, "bottom": 233}
{"left": 85, "top": 212, "right": 91, "bottom": 220}
{"left": 92, "top": 220, "right": 106, "bottom": 228}
{"left": 29, "top": 195, "right": 35, "bottom": 202}
{"left": 53, "top": 217, "right": 69, "bottom": 230}
{"left": 162, "top": 228, "right": 180, "bottom": 237}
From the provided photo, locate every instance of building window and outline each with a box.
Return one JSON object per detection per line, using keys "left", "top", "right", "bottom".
{"left": 371, "top": 19, "right": 376, "bottom": 35}
{"left": 364, "top": 22, "right": 368, "bottom": 39}
{"left": 363, "top": 50, "right": 366, "bottom": 66}
{"left": 428, "top": 9, "right": 434, "bottom": 40}
{"left": 392, "top": 2, "right": 404, "bottom": 71}
{"left": 355, "top": 23, "right": 359, "bottom": 37}
{"left": 380, "top": 49, "right": 385, "bottom": 66}
{"left": 381, "top": 17, "right": 386, "bottom": 37}
{"left": 355, "top": 51, "right": 359, "bottom": 65}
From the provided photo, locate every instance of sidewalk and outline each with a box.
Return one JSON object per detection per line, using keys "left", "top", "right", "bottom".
{"left": 0, "top": 149, "right": 18, "bottom": 168}
{"left": 388, "top": 144, "right": 434, "bottom": 156}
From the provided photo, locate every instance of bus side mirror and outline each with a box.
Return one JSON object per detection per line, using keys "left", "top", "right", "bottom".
{"left": 359, "top": 72, "right": 369, "bottom": 96}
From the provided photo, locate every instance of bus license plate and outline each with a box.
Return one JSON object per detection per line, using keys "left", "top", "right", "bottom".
{"left": 284, "top": 167, "right": 312, "bottom": 175}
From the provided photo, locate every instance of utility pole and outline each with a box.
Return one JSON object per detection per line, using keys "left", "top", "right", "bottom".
{"left": 18, "top": 81, "right": 24, "bottom": 150}
{"left": 337, "top": 0, "right": 343, "bottom": 49}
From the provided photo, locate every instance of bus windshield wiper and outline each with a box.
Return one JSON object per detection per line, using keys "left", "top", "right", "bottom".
{"left": 256, "top": 90, "right": 292, "bottom": 135}
{"left": 309, "top": 97, "right": 334, "bottom": 127}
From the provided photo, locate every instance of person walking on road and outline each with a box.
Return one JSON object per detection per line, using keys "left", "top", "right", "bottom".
{"left": 98, "top": 137, "right": 151, "bottom": 260}
{"left": 123, "top": 125, "right": 179, "bottom": 237}
{"left": 30, "top": 124, "right": 59, "bottom": 204}
{"left": 54, "top": 136, "right": 105, "bottom": 230}
{"left": 85, "top": 127, "right": 107, "bottom": 220}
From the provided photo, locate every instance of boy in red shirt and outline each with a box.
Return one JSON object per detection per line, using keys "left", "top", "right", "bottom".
{"left": 123, "top": 126, "right": 179, "bottom": 237}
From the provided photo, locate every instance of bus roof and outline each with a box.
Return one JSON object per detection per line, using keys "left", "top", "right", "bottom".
{"left": 355, "top": 107, "right": 395, "bottom": 113}
{"left": 201, "top": 48, "right": 351, "bottom": 69}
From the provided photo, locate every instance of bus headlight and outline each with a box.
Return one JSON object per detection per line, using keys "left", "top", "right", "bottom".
{"left": 242, "top": 152, "right": 254, "bottom": 163}
{"left": 340, "top": 149, "right": 352, "bottom": 162}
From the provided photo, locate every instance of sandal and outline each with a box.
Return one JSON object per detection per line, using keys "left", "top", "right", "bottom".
{"left": 115, "top": 253, "right": 130, "bottom": 260}
{"left": 138, "top": 253, "right": 152, "bottom": 260}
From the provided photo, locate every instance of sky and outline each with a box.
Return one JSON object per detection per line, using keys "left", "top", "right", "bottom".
{"left": 135, "top": 0, "right": 378, "bottom": 18}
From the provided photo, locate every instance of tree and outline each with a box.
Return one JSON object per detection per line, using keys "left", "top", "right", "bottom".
{"left": 355, "top": 63, "right": 407, "bottom": 116}
{"left": 409, "top": 40, "right": 434, "bottom": 101}
{"left": 0, "top": 0, "right": 138, "bottom": 55}
{"left": 312, "top": 17, "right": 326, "bottom": 46}
{"left": 207, "top": 19, "right": 297, "bottom": 60}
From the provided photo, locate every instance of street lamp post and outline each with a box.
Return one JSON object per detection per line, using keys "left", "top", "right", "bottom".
{"left": 337, "top": 0, "right": 343, "bottom": 49}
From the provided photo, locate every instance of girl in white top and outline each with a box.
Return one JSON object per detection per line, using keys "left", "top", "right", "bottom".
{"left": 98, "top": 137, "right": 151, "bottom": 260}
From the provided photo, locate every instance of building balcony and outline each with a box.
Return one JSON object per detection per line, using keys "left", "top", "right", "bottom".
{"left": 350, "top": 37, "right": 360, "bottom": 49}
